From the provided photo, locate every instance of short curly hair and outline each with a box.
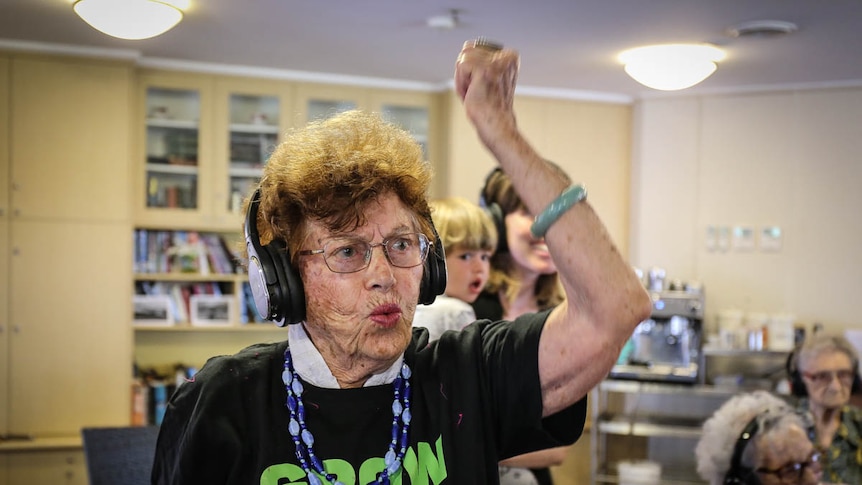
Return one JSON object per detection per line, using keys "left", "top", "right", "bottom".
{"left": 249, "top": 110, "right": 434, "bottom": 265}
{"left": 695, "top": 391, "right": 807, "bottom": 485}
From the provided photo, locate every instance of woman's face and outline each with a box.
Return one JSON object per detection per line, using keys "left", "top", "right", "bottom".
{"left": 444, "top": 245, "right": 492, "bottom": 303}
{"left": 800, "top": 351, "right": 855, "bottom": 411}
{"left": 298, "top": 193, "right": 425, "bottom": 380}
{"left": 504, "top": 208, "right": 557, "bottom": 276}
{"left": 755, "top": 424, "right": 822, "bottom": 485}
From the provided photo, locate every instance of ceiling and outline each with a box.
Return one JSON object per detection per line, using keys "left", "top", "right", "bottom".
{"left": 2, "top": 1, "right": 862, "bottom": 101}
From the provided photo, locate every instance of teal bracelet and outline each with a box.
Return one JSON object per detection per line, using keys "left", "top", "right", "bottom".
{"left": 530, "top": 184, "right": 587, "bottom": 238}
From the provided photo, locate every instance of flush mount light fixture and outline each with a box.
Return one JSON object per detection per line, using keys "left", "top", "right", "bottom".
{"left": 73, "top": 0, "right": 185, "bottom": 40}
{"left": 618, "top": 43, "right": 726, "bottom": 91}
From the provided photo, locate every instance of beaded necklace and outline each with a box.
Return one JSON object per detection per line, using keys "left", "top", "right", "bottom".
{"left": 282, "top": 347, "right": 412, "bottom": 485}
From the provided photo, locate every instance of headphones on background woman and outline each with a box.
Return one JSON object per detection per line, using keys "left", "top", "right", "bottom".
{"left": 479, "top": 168, "right": 509, "bottom": 253}
{"left": 723, "top": 416, "right": 762, "bottom": 485}
{"left": 785, "top": 338, "right": 861, "bottom": 397}
{"left": 244, "top": 188, "right": 447, "bottom": 326}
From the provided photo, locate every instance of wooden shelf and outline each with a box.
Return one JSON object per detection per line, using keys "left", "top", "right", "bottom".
{"left": 0, "top": 435, "right": 82, "bottom": 452}
{"left": 134, "top": 272, "right": 244, "bottom": 282}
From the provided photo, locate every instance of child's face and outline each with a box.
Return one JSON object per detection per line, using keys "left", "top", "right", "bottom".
{"left": 444, "top": 246, "right": 492, "bottom": 303}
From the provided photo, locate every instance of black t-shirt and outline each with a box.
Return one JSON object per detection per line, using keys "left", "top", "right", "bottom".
{"left": 152, "top": 310, "right": 586, "bottom": 484}
{"left": 472, "top": 290, "right": 558, "bottom": 485}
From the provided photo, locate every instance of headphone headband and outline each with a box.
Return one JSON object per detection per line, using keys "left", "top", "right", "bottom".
{"left": 724, "top": 416, "right": 761, "bottom": 485}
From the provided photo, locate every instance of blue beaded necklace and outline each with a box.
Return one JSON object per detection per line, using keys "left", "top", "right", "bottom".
{"left": 282, "top": 347, "right": 412, "bottom": 485}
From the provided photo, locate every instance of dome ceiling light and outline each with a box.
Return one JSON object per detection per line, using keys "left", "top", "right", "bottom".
{"left": 73, "top": 0, "right": 186, "bottom": 40}
{"left": 618, "top": 43, "right": 726, "bottom": 91}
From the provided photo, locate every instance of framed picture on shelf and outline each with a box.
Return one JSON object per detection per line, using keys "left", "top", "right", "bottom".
{"left": 190, "top": 294, "right": 235, "bottom": 326}
{"left": 133, "top": 295, "right": 174, "bottom": 326}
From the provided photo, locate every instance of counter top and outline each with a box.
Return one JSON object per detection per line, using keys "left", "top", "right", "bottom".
{"left": 0, "top": 435, "right": 82, "bottom": 452}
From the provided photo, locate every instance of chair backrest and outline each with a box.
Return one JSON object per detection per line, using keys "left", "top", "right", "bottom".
{"left": 81, "top": 426, "right": 160, "bottom": 485}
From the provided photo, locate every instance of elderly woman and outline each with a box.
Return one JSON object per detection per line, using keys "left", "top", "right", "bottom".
{"left": 696, "top": 391, "right": 822, "bottom": 485}
{"left": 788, "top": 334, "right": 862, "bottom": 485}
{"left": 151, "top": 40, "right": 651, "bottom": 484}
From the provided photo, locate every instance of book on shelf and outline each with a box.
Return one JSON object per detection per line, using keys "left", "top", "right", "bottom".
{"left": 135, "top": 280, "right": 225, "bottom": 325}
{"left": 134, "top": 229, "right": 240, "bottom": 275}
{"left": 134, "top": 364, "right": 197, "bottom": 426}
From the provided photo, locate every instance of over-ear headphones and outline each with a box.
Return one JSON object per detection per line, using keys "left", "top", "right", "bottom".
{"left": 479, "top": 168, "right": 508, "bottom": 253}
{"left": 244, "top": 188, "right": 448, "bottom": 327}
{"left": 786, "top": 341, "right": 861, "bottom": 397}
{"left": 724, "top": 416, "right": 761, "bottom": 485}
{"left": 245, "top": 189, "right": 306, "bottom": 326}
{"left": 786, "top": 349, "right": 807, "bottom": 398}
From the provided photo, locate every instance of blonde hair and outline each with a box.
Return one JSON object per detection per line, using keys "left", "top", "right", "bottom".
{"left": 430, "top": 197, "right": 497, "bottom": 256}
{"left": 248, "top": 110, "right": 433, "bottom": 264}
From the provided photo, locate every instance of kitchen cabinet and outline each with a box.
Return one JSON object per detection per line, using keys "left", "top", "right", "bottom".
{"left": 0, "top": 52, "right": 133, "bottom": 482}
{"left": 0, "top": 54, "right": 10, "bottom": 437}
{"left": 0, "top": 443, "right": 86, "bottom": 485}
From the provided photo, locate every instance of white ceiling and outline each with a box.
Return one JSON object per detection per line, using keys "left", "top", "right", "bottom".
{"left": 2, "top": 1, "right": 862, "bottom": 101}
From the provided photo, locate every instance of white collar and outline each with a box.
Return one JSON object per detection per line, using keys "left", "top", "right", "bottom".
{"left": 287, "top": 322, "right": 404, "bottom": 388}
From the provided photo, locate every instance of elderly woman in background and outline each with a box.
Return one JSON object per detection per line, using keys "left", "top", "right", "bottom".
{"left": 695, "top": 391, "right": 822, "bottom": 485}
{"left": 788, "top": 334, "right": 862, "bottom": 485}
{"left": 696, "top": 390, "right": 822, "bottom": 485}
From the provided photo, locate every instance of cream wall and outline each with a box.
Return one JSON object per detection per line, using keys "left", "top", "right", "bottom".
{"left": 440, "top": 92, "right": 633, "bottom": 256}
{"left": 631, "top": 87, "right": 862, "bottom": 335}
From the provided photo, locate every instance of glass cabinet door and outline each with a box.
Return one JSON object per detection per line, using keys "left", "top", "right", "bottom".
{"left": 380, "top": 104, "right": 430, "bottom": 160}
{"left": 296, "top": 84, "right": 367, "bottom": 123}
{"left": 307, "top": 99, "right": 357, "bottom": 122}
{"left": 227, "top": 94, "right": 280, "bottom": 213}
{"left": 145, "top": 87, "right": 200, "bottom": 209}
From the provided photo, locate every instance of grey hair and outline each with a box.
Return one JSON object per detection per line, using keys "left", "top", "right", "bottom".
{"left": 796, "top": 333, "right": 860, "bottom": 372}
{"left": 695, "top": 391, "right": 801, "bottom": 485}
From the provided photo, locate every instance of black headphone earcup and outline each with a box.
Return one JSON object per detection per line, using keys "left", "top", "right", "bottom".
{"left": 486, "top": 202, "right": 508, "bottom": 253}
{"left": 419, "top": 227, "right": 447, "bottom": 305}
{"left": 786, "top": 350, "right": 809, "bottom": 397}
{"left": 261, "top": 239, "right": 306, "bottom": 325}
{"left": 244, "top": 188, "right": 305, "bottom": 326}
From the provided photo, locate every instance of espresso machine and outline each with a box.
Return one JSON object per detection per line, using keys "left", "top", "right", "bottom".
{"left": 610, "top": 285, "right": 705, "bottom": 384}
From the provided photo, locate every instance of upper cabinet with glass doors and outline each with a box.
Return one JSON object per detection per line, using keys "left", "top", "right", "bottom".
{"left": 136, "top": 73, "right": 293, "bottom": 231}
{"left": 214, "top": 78, "right": 293, "bottom": 218}
{"left": 295, "top": 83, "right": 437, "bottom": 167}
{"left": 136, "top": 71, "right": 215, "bottom": 229}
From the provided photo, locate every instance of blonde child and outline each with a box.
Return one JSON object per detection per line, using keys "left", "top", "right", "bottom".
{"left": 413, "top": 196, "right": 497, "bottom": 341}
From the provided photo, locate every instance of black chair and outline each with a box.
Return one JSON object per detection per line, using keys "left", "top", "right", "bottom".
{"left": 81, "top": 426, "right": 160, "bottom": 485}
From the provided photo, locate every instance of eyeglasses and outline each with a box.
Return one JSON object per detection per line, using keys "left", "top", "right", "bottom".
{"left": 298, "top": 233, "right": 430, "bottom": 274}
{"left": 757, "top": 451, "right": 821, "bottom": 483}
{"left": 801, "top": 369, "right": 856, "bottom": 387}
